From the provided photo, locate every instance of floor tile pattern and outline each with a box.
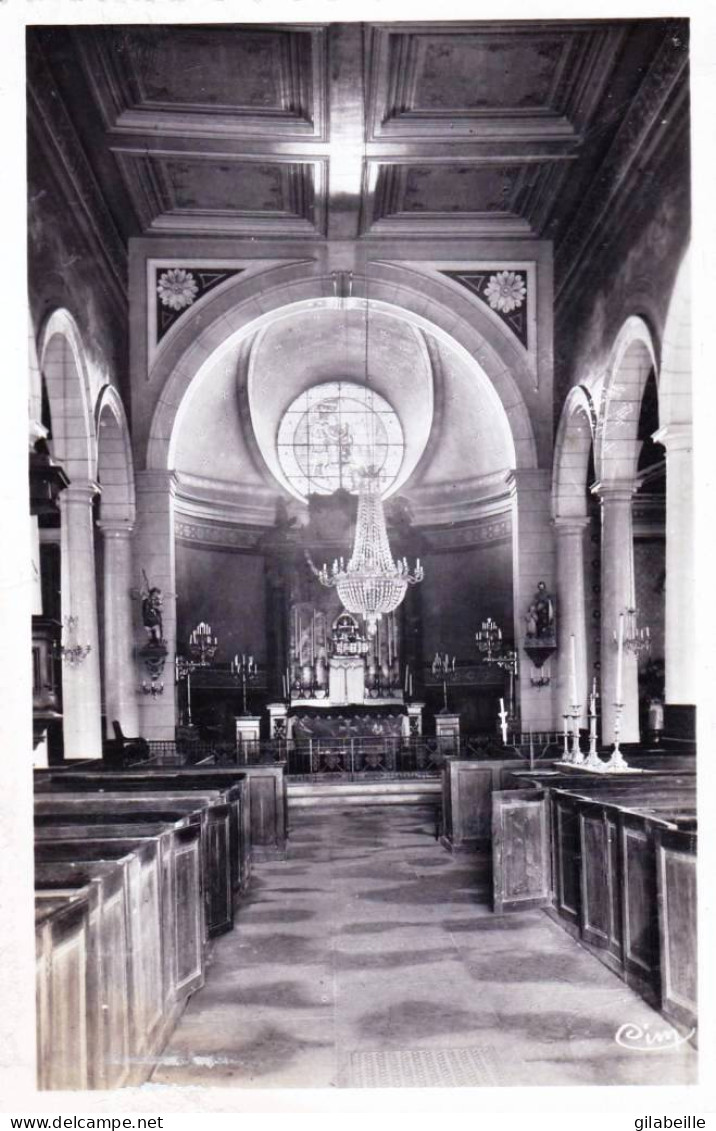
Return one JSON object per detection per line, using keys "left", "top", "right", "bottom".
{"left": 152, "top": 806, "right": 697, "bottom": 1090}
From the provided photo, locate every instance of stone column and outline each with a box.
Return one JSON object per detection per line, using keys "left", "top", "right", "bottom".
{"left": 98, "top": 521, "right": 140, "bottom": 737}
{"left": 596, "top": 481, "right": 640, "bottom": 744}
{"left": 653, "top": 423, "right": 695, "bottom": 707}
{"left": 509, "top": 470, "right": 556, "bottom": 730}
{"left": 554, "top": 517, "right": 590, "bottom": 727}
{"left": 59, "top": 481, "right": 103, "bottom": 759}
{"left": 134, "top": 471, "right": 177, "bottom": 741}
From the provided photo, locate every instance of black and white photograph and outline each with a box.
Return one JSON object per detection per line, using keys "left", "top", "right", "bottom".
{"left": 1, "top": 2, "right": 712, "bottom": 1116}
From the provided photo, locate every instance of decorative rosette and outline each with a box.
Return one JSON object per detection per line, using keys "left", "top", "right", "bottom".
{"left": 157, "top": 268, "right": 199, "bottom": 311}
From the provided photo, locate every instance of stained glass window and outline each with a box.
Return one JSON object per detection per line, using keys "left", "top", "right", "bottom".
{"left": 277, "top": 382, "right": 404, "bottom": 499}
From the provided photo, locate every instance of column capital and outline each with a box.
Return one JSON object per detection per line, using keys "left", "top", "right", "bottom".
{"left": 135, "top": 469, "right": 179, "bottom": 497}
{"left": 652, "top": 422, "right": 692, "bottom": 452}
{"left": 506, "top": 468, "right": 552, "bottom": 494}
{"left": 553, "top": 515, "right": 590, "bottom": 532}
{"left": 97, "top": 519, "right": 134, "bottom": 538}
{"left": 591, "top": 479, "right": 637, "bottom": 503}
{"left": 59, "top": 480, "right": 101, "bottom": 506}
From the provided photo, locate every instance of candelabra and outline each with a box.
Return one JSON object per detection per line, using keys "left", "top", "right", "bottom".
{"left": 59, "top": 616, "right": 91, "bottom": 667}
{"left": 616, "top": 606, "right": 650, "bottom": 657}
{"left": 475, "top": 618, "right": 502, "bottom": 663}
{"left": 476, "top": 618, "right": 518, "bottom": 727}
{"left": 175, "top": 622, "right": 218, "bottom": 725}
{"left": 231, "top": 653, "right": 258, "bottom": 717}
{"left": 432, "top": 652, "right": 456, "bottom": 713}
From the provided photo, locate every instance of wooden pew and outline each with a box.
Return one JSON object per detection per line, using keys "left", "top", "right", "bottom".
{"left": 35, "top": 892, "right": 92, "bottom": 1091}
{"left": 34, "top": 795, "right": 233, "bottom": 937}
{"left": 35, "top": 827, "right": 204, "bottom": 1007}
{"left": 655, "top": 825, "right": 698, "bottom": 1037}
{"left": 38, "top": 764, "right": 287, "bottom": 862}
{"left": 34, "top": 822, "right": 204, "bottom": 1085}
{"left": 441, "top": 758, "right": 527, "bottom": 852}
{"left": 35, "top": 859, "right": 131, "bottom": 1089}
{"left": 36, "top": 774, "right": 250, "bottom": 895}
{"left": 491, "top": 779, "right": 697, "bottom": 1034}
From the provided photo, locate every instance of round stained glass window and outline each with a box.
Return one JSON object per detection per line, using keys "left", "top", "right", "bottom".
{"left": 276, "top": 382, "right": 404, "bottom": 500}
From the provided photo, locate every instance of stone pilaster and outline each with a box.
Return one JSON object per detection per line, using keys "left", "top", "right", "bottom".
{"left": 133, "top": 471, "right": 177, "bottom": 740}
{"left": 595, "top": 481, "right": 640, "bottom": 744}
{"left": 554, "top": 517, "right": 590, "bottom": 727}
{"left": 653, "top": 423, "right": 694, "bottom": 708}
{"left": 509, "top": 470, "right": 556, "bottom": 729}
{"left": 59, "top": 481, "right": 103, "bottom": 759}
{"left": 98, "top": 521, "right": 140, "bottom": 737}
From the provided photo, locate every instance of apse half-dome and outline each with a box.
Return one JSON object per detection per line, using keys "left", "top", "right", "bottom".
{"left": 276, "top": 381, "right": 405, "bottom": 501}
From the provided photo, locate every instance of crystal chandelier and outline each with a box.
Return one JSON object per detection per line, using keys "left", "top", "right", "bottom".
{"left": 313, "top": 468, "right": 423, "bottom": 637}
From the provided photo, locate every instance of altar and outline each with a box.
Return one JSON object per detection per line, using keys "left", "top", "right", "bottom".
{"left": 328, "top": 655, "right": 366, "bottom": 706}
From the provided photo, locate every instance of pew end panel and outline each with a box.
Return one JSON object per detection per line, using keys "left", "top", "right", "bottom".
{"left": 655, "top": 825, "right": 698, "bottom": 1041}
{"left": 491, "top": 788, "right": 552, "bottom": 915}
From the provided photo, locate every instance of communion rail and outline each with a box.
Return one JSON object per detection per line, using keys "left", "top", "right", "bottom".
{"left": 140, "top": 733, "right": 554, "bottom": 777}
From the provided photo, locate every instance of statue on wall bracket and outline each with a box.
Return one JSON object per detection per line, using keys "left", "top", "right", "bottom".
{"left": 136, "top": 570, "right": 168, "bottom": 695}
{"left": 523, "top": 581, "right": 557, "bottom": 670}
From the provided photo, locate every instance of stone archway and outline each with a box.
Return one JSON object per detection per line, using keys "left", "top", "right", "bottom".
{"left": 96, "top": 385, "right": 139, "bottom": 737}
{"left": 552, "top": 386, "right": 598, "bottom": 724}
{"left": 595, "top": 316, "right": 659, "bottom": 745}
{"left": 653, "top": 251, "right": 694, "bottom": 717}
{"left": 38, "top": 309, "right": 103, "bottom": 759}
{"left": 145, "top": 264, "right": 540, "bottom": 475}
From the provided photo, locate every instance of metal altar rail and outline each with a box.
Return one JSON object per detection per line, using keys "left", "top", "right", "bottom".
{"left": 140, "top": 732, "right": 542, "bottom": 775}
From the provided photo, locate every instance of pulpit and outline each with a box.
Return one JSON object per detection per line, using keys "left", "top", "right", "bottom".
{"left": 328, "top": 655, "right": 365, "bottom": 705}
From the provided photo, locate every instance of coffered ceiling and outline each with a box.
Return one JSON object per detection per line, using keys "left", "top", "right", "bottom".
{"left": 29, "top": 20, "right": 675, "bottom": 245}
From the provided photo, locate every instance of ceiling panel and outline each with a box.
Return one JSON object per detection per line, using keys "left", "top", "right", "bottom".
{"left": 75, "top": 24, "right": 327, "bottom": 139}
{"left": 115, "top": 153, "right": 325, "bottom": 235}
{"left": 367, "top": 23, "right": 626, "bottom": 141}
{"left": 30, "top": 21, "right": 673, "bottom": 244}
{"left": 366, "top": 160, "right": 564, "bottom": 236}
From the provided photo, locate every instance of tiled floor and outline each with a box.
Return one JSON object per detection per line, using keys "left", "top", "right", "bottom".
{"left": 152, "top": 806, "right": 697, "bottom": 1089}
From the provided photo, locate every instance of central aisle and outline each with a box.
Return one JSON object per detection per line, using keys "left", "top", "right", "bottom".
{"left": 152, "top": 806, "right": 696, "bottom": 1089}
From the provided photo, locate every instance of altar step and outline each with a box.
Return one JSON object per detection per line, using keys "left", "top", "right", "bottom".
{"left": 287, "top": 778, "right": 442, "bottom": 810}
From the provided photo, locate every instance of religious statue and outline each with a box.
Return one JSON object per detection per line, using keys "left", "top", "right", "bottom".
{"left": 140, "top": 571, "right": 165, "bottom": 645}
{"left": 531, "top": 581, "right": 555, "bottom": 640}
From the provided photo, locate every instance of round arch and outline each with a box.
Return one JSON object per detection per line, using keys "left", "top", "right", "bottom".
{"left": 95, "top": 385, "right": 136, "bottom": 527}
{"left": 145, "top": 264, "right": 539, "bottom": 475}
{"left": 38, "top": 308, "right": 97, "bottom": 481}
{"left": 552, "top": 385, "right": 597, "bottom": 521}
{"left": 659, "top": 249, "right": 691, "bottom": 429}
{"left": 596, "top": 315, "right": 658, "bottom": 486}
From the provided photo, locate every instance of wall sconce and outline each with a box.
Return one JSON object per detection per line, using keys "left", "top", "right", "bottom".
{"left": 59, "top": 616, "right": 91, "bottom": 667}
{"left": 530, "top": 663, "right": 551, "bottom": 689}
{"left": 139, "top": 640, "right": 167, "bottom": 696}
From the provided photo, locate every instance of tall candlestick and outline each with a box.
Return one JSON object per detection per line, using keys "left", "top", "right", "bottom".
{"left": 615, "top": 613, "right": 624, "bottom": 703}
{"left": 570, "top": 633, "right": 578, "bottom": 706}
{"left": 499, "top": 698, "right": 508, "bottom": 744}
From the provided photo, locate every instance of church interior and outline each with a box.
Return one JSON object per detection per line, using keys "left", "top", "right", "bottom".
{"left": 22, "top": 18, "right": 697, "bottom": 1093}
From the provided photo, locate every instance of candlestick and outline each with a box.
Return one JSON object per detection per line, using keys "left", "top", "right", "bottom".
{"left": 498, "top": 698, "right": 508, "bottom": 744}
{"left": 529, "top": 730, "right": 535, "bottom": 771}
{"left": 562, "top": 714, "right": 571, "bottom": 762}
{"left": 615, "top": 613, "right": 624, "bottom": 704}
{"left": 570, "top": 633, "right": 578, "bottom": 706}
{"left": 605, "top": 701, "right": 629, "bottom": 771}
{"left": 570, "top": 706, "right": 585, "bottom": 765}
